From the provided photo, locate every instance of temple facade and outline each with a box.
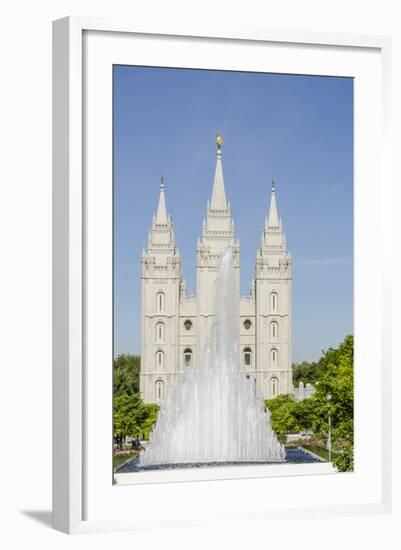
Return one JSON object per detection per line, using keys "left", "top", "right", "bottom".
{"left": 140, "top": 137, "right": 293, "bottom": 404}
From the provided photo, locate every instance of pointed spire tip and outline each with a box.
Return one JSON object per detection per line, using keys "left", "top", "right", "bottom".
{"left": 155, "top": 177, "right": 168, "bottom": 224}
{"left": 266, "top": 179, "right": 279, "bottom": 227}
{"left": 209, "top": 135, "right": 227, "bottom": 211}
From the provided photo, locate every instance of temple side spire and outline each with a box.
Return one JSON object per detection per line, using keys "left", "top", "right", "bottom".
{"left": 210, "top": 133, "right": 228, "bottom": 211}
{"left": 155, "top": 177, "right": 168, "bottom": 224}
{"left": 259, "top": 180, "right": 289, "bottom": 266}
{"left": 143, "top": 177, "right": 179, "bottom": 257}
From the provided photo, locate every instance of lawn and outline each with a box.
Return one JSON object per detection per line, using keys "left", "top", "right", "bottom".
{"left": 302, "top": 444, "right": 330, "bottom": 461}
{"left": 113, "top": 450, "right": 138, "bottom": 471}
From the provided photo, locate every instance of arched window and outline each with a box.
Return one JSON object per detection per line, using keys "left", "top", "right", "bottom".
{"left": 156, "top": 291, "right": 165, "bottom": 313}
{"left": 244, "top": 347, "right": 252, "bottom": 367}
{"left": 156, "top": 322, "right": 165, "bottom": 343}
{"left": 184, "top": 319, "right": 192, "bottom": 331}
{"left": 244, "top": 319, "right": 252, "bottom": 330}
{"left": 155, "top": 380, "right": 164, "bottom": 402}
{"left": 155, "top": 350, "right": 164, "bottom": 368}
{"left": 184, "top": 348, "right": 192, "bottom": 367}
{"left": 270, "top": 292, "right": 278, "bottom": 313}
{"left": 271, "top": 348, "right": 278, "bottom": 367}
{"left": 270, "top": 321, "right": 278, "bottom": 341}
{"left": 270, "top": 377, "right": 279, "bottom": 398}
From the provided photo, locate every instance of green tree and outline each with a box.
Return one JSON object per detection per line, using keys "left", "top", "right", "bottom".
{"left": 292, "top": 360, "right": 323, "bottom": 387}
{"left": 141, "top": 403, "right": 160, "bottom": 439}
{"left": 113, "top": 392, "right": 147, "bottom": 447}
{"left": 113, "top": 354, "right": 140, "bottom": 395}
{"left": 265, "top": 394, "right": 300, "bottom": 435}
{"left": 266, "top": 393, "right": 317, "bottom": 435}
{"left": 293, "top": 396, "right": 316, "bottom": 432}
{"left": 113, "top": 354, "right": 161, "bottom": 444}
{"left": 267, "top": 335, "right": 354, "bottom": 472}
{"left": 308, "top": 335, "right": 354, "bottom": 471}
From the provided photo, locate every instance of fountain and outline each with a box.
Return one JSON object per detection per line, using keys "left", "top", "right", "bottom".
{"left": 139, "top": 247, "right": 285, "bottom": 467}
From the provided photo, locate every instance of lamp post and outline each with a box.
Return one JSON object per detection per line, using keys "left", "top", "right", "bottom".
{"left": 327, "top": 393, "right": 332, "bottom": 462}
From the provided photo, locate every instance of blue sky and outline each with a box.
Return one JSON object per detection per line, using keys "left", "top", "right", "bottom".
{"left": 113, "top": 66, "right": 353, "bottom": 363}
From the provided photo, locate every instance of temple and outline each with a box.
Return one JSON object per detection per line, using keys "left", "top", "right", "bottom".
{"left": 140, "top": 136, "right": 293, "bottom": 404}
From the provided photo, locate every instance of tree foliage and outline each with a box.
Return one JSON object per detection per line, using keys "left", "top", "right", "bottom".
{"left": 113, "top": 354, "right": 140, "bottom": 395}
{"left": 266, "top": 394, "right": 300, "bottom": 435}
{"left": 292, "top": 360, "right": 323, "bottom": 387}
{"left": 141, "top": 403, "right": 160, "bottom": 439}
{"left": 113, "top": 354, "right": 159, "bottom": 445}
{"left": 266, "top": 393, "right": 316, "bottom": 435}
{"left": 310, "top": 335, "right": 354, "bottom": 471}
{"left": 266, "top": 335, "right": 354, "bottom": 472}
{"left": 113, "top": 392, "right": 146, "bottom": 444}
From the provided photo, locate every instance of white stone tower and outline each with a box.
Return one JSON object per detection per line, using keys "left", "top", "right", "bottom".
{"left": 139, "top": 178, "right": 182, "bottom": 403}
{"left": 254, "top": 181, "right": 293, "bottom": 398}
{"left": 196, "top": 134, "right": 240, "bottom": 356}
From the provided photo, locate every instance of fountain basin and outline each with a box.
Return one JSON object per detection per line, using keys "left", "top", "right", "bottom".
{"left": 117, "top": 446, "right": 320, "bottom": 473}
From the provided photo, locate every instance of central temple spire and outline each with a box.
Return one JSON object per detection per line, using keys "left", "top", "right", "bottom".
{"left": 210, "top": 133, "right": 228, "bottom": 211}
{"left": 197, "top": 134, "right": 238, "bottom": 258}
{"left": 266, "top": 179, "right": 280, "bottom": 228}
{"left": 155, "top": 177, "right": 168, "bottom": 224}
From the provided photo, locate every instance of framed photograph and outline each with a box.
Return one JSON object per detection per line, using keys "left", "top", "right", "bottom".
{"left": 53, "top": 17, "right": 392, "bottom": 534}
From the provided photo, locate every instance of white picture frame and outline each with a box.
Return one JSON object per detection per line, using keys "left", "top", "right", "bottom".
{"left": 52, "top": 16, "right": 392, "bottom": 534}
